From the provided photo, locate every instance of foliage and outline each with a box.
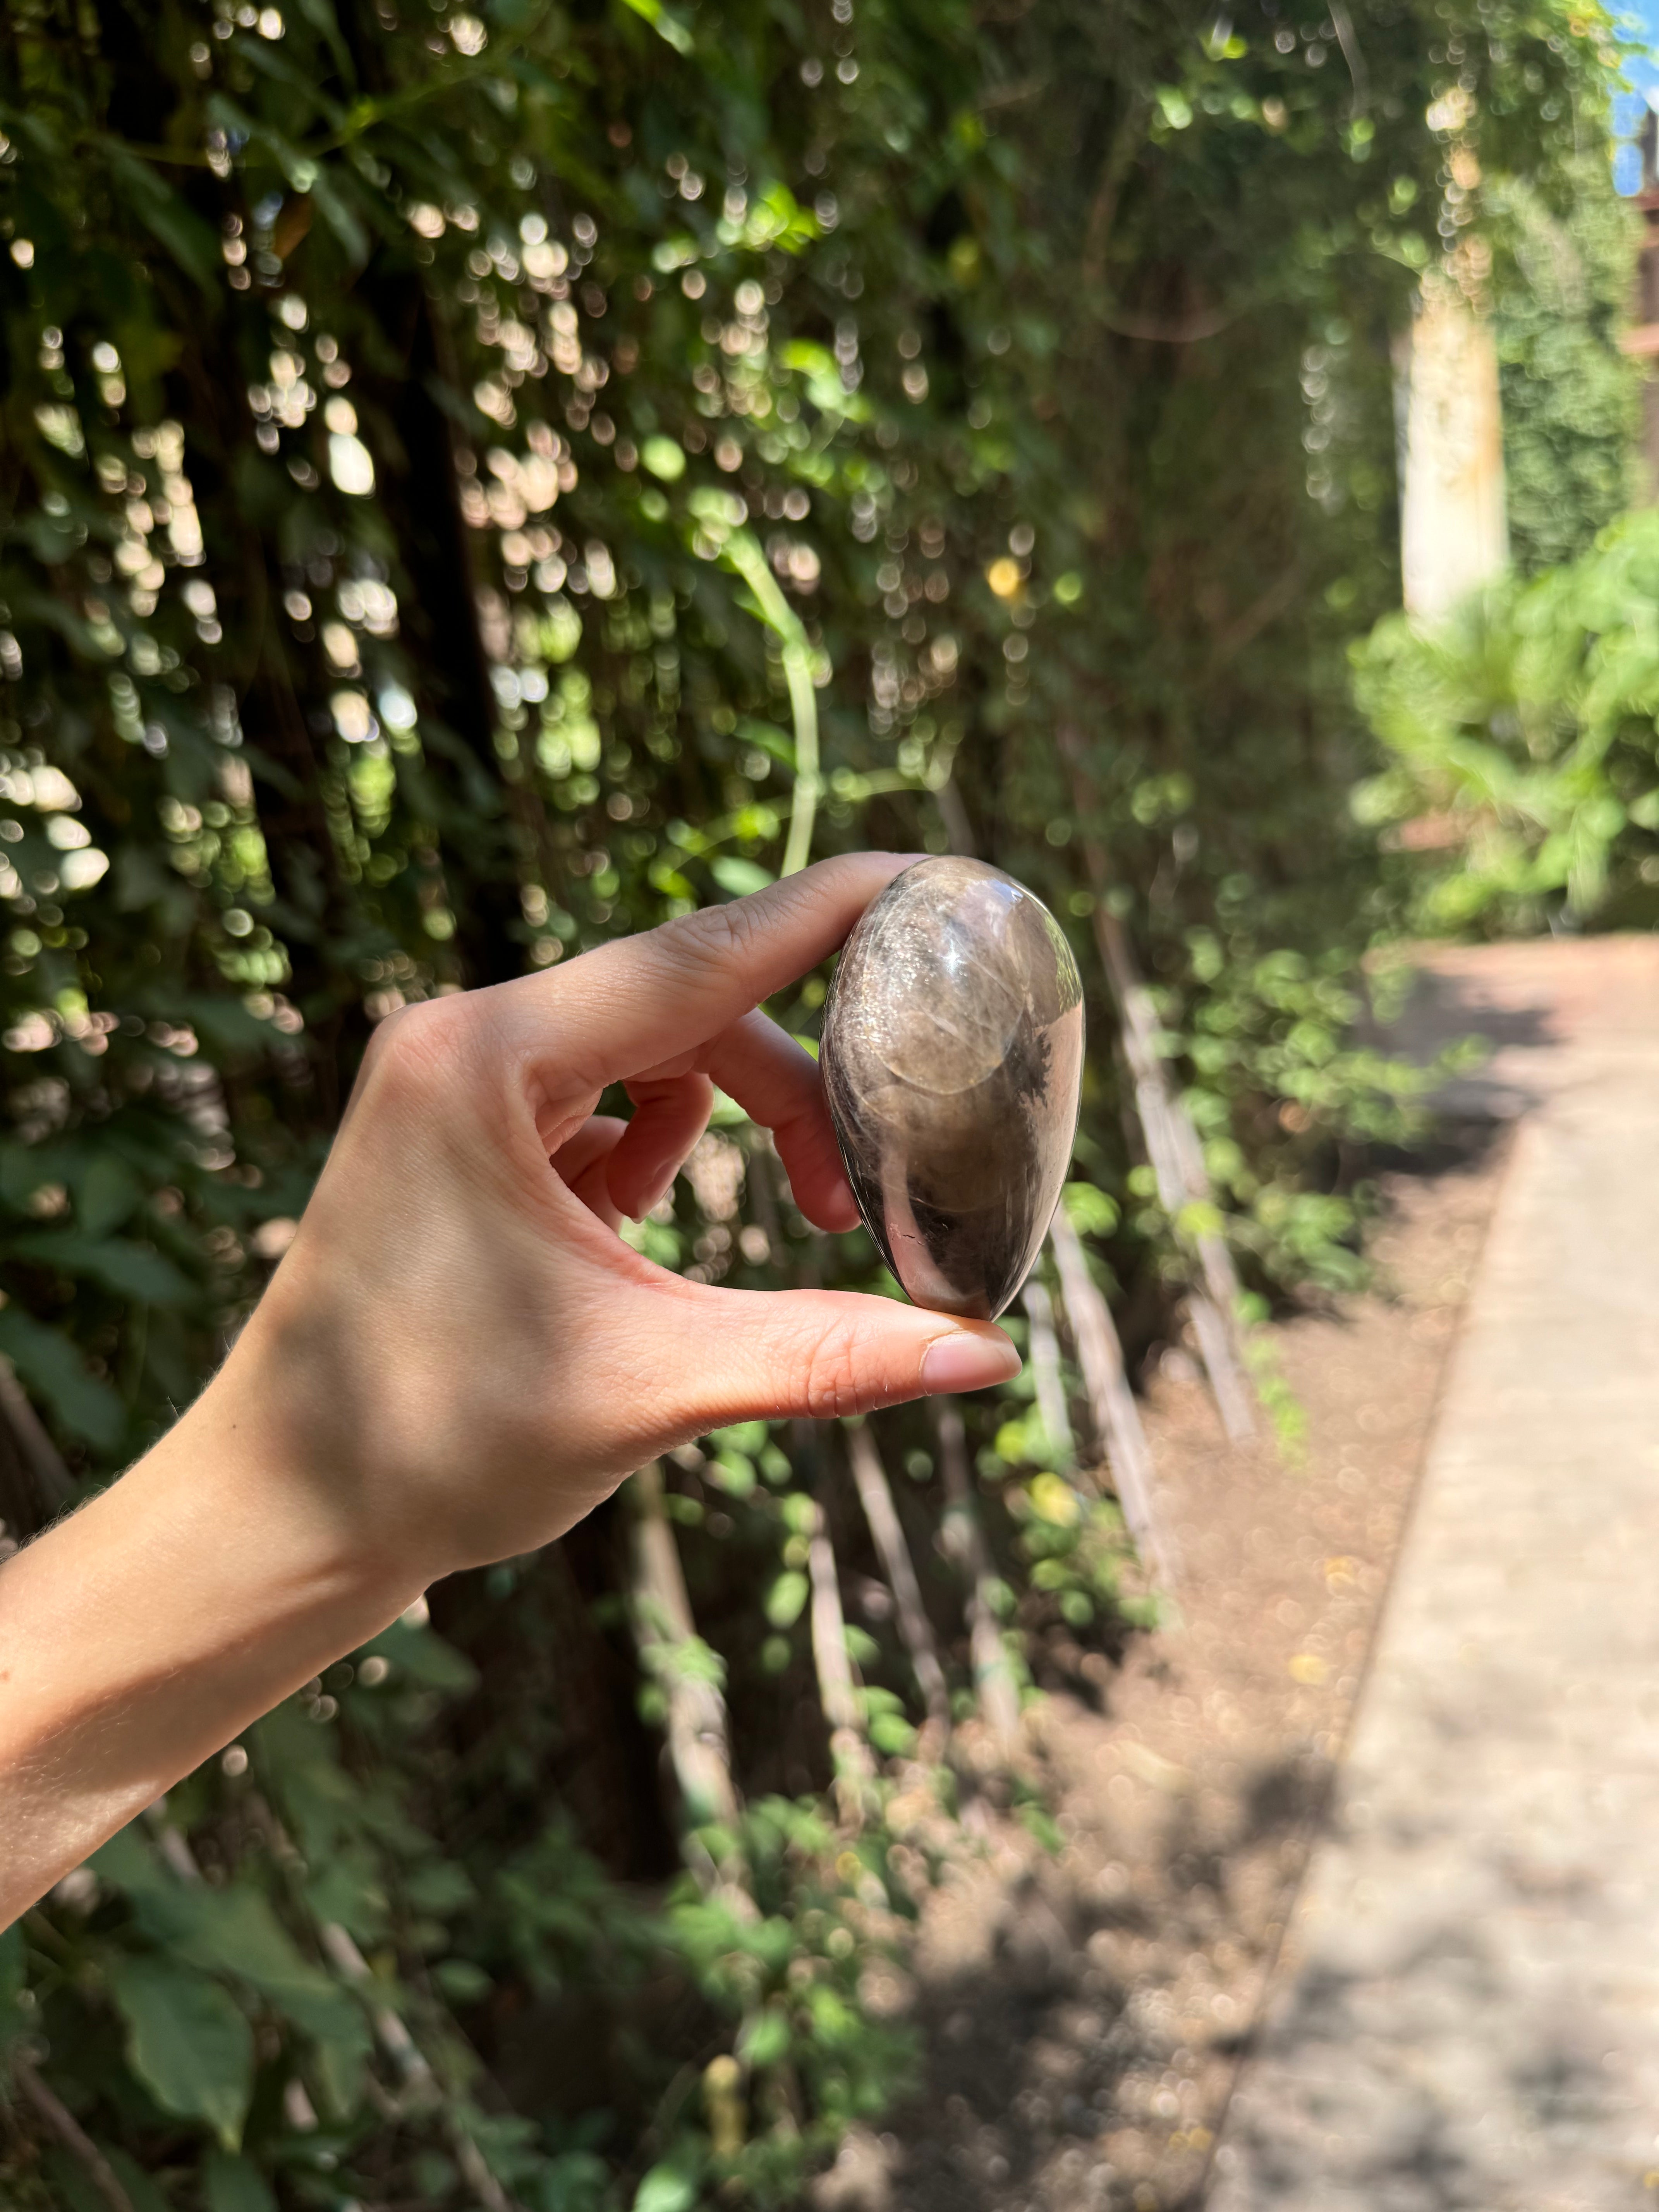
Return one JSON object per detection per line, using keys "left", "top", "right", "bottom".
{"left": 0, "top": 0, "right": 1631, "bottom": 2200}
{"left": 1491, "top": 153, "right": 1642, "bottom": 575}
{"left": 1353, "top": 506, "right": 1659, "bottom": 937}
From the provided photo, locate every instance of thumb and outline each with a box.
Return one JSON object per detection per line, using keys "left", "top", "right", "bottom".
{"left": 623, "top": 1282, "right": 1022, "bottom": 1443}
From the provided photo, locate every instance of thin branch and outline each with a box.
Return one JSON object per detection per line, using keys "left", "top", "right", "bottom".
{"left": 1019, "top": 1277, "right": 1075, "bottom": 1468}
{"left": 804, "top": 1499, "right": 878, "bottom": 1824}
{"left": 1059, "top": 727, "right": 1256, "bottom": 1442}
{"left": 1330, "top": 2, "right": 1369, "bottom": 119}
{"left": 0, "top": 1358, "right": 75, "bottom": 1535}
{"left": 12, "top": 2054, "right": 136, "bottom": 2212}
{"left": 933, "top": 772, "right": 978, "bottom": 859}
{"left": 627, "top": 1463, "right": 743, "bottom": 1844}
{"left": 843, "top": 1420, "right": 950, "bottom": 1738}
{"left": 721, "top": 531, "right": 821, "bottom": 878}
{"left": 933, "top": 1400, "right": 1020, "bottom": 1752}
{"left": 1048, "top": 1208, "right": 1175, "bottom": 1587}
{"left": 1081, "top": 93, "right": 1152, "bottom": 286}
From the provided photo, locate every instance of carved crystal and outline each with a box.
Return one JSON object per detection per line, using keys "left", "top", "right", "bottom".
{"left": 821, "top": 857, "right": 1085, "bottom": 1321}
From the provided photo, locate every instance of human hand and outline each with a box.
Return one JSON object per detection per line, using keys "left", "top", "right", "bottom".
{"left": 215, "top": 852, "right": 1021, "bottom": 1586}
{"left": 0, "top": 854, "right": 1027, "bottom": 1922}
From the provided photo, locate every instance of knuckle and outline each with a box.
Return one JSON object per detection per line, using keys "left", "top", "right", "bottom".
{"left": 364, "top": 995, "right": 477, "bottom": 1104}
{"left": 796, "top": 1318, "right": 883, "bottom": 1421}
{"left": 665, "top": 894, "right": 765, "bottom": 975}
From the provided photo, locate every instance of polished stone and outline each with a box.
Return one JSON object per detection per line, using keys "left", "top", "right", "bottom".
{"left": 821, "top": 856, "right": 1085, "bottom": 1321}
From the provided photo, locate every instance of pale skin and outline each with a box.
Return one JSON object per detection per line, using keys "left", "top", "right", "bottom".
{"left": 0, "top": 854, "right": 1022, "bottom": 1928}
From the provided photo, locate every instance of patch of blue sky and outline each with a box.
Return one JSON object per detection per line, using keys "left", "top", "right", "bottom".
{"left": 1614, "top": 1, "right": 1659, "bottom": 191}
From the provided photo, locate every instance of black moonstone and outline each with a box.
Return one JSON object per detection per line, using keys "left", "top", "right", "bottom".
{"left": 821, "top": 856, "right": 1085, "bottom": 1322}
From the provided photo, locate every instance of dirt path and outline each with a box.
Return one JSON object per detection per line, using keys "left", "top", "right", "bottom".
{"left": 813, "top": 1135, "right": 1508, "bottom": 2212}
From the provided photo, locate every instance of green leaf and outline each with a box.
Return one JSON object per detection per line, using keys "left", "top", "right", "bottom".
{"left": 633, "top": 2162, "right": 700, "bottom": 2212}
{"left": 1062, "top": 1181, "right": 1120, "bottom": 1237}
{"left": 103, "top": 148, "right": 220, "bottom": 289}
{"left": 709, "top": 855, "right": 774, "bottom": 897}
{"left": 361, "top": 1616, "right": 481, "bottom": 1693}
{"left": 130, "top": 1877, "right": 372, "bottom": 2097}
{"left": 433, "top": 1957, "right": 493, "bottom": 2003}
{"left": 641, "top": 435, "right": 686, "bottom": 482}
{"left": 4, "top": 1230, "right": 195, "bottom": 1305}
{"left": 77, "top": 1154, "right": 144, "bottom": 1237}
{"left": 0, "top": 1307, "right": 124, "bottom": 1450}
{"left": 617, "top": 0, "right": 692, "bottom": 53}
{"left": 106, "top": 2150, "right": 180, "bottom": 2212}
{"left": 44, "top": 2148, "right": 117, "bottom": 2212}
{"left": 869, "top": 1711, "right": 917, "bottom": 1756}
{"left": 90, "top": 1824, "right": 170, "bottom": 1898}
{"left": 738, "top": 2004, "right": 791, "bottom": 2069}
{"left": 402, "top": 1859, "right": 477, "bottom": 1915}
{"left": 107, "top": 1956, "right": 253, "bottom": 2150}
{"left": 707, "top": 1450, "right": 755, "bottom": 1499}
{"left": 711, "top": 1420, "right": 768, "bottom": 1453}
{"left": 764, "top": 1569, "right": 808, "bottom": 1629}
{"left": 203, "top": 2149, "right": 278, "bottom": 2212}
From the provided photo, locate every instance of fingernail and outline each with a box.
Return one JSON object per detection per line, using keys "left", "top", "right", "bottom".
{"left": 920, "top": 1331, "right": 1021, "bottom": 1396}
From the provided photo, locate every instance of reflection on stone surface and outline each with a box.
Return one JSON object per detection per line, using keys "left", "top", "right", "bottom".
{"left": 821, "top": 856, "right": 1085, "bottom": 1321}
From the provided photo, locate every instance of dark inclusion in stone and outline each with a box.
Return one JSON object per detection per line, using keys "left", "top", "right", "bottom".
{"left": 821, "top": 856, "right": 1085, "bottom": 1322}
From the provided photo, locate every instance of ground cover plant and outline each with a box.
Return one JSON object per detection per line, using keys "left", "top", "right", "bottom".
{"left": 0, "top": 0, "right": 1632, "bottom": 2203}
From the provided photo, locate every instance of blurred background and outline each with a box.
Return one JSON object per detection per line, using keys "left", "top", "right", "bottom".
{"left": 3, "top": 2, "right": 1659, "bottom": 2207}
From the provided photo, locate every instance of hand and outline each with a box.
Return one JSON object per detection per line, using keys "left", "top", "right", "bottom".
{"left": 0, "top": 854, "right": 1022, "bottom": 1923}
{"left": 210, "top": 851, "right": 1020, "bottom": 1582}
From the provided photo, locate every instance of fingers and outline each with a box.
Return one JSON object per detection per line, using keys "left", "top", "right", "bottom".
{"left": 700, "top": 1013, "right": 858, "bottom": 1232}
{"left": 584, "top": 1279, "right": 1020, "bottom": 1464}
{"left": 498, "top": 851, "right": 916, "bottom": 1097}
{"left": 550, "top": 1116, "right": 628, "bottom": 1231}
{"left": 604, "top": 1073, "right": 714, "bottom": 1220}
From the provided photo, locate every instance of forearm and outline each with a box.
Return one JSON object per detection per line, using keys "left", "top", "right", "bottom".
{"left": 0, "top": 1379, "right": 421, "bottom": 1928}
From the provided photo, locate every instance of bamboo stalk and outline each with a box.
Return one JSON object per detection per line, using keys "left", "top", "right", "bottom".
{"left": 626, "top": 1462, "right": 742, "bottom": 1842}
{"left": 1019, "top": 1277, "right": 1076, "bottom": 1468}
{"left": 804, "top": 1498, "right": 877, "bottom": 1824}
{"left": 1048, "top": 1206, "right": 1175, "bottom": 1587}
{"left": 842, "top": 1419, "right": 950, "bottom": 1737}
{"left": 931, "top": 1400, "right": 1020, "bottom": 1752}
{"left": 1059, "top": 726, "right": 1257, "bottom": 1443}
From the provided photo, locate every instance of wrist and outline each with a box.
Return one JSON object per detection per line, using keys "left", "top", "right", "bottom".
{"left": 0, "top": 1372, "right": 425, "bottom": 1925}
{"left": 166, "top": 1352, "right": 433, "bottom": 1619}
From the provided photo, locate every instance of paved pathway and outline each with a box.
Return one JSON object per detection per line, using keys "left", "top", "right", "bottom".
{"left": 1211, "top": 938, "right": 1659, "bottom": 2212}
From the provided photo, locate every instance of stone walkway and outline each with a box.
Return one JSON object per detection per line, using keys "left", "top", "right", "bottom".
{"left": 1211, "top": 937, "right": 1659, "bottom": 2212}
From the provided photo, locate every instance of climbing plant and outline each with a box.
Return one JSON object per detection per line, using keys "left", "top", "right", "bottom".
{"left": 0, "top": 0, "right": 1629, "bottom": 2204}
{"left": 1491, "top": 152, "right": 1642, "bottom": 575}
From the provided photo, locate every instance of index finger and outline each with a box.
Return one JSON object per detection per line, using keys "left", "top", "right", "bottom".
{"left": 498, "top": 852, "right": 916, "bottom": 1097}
